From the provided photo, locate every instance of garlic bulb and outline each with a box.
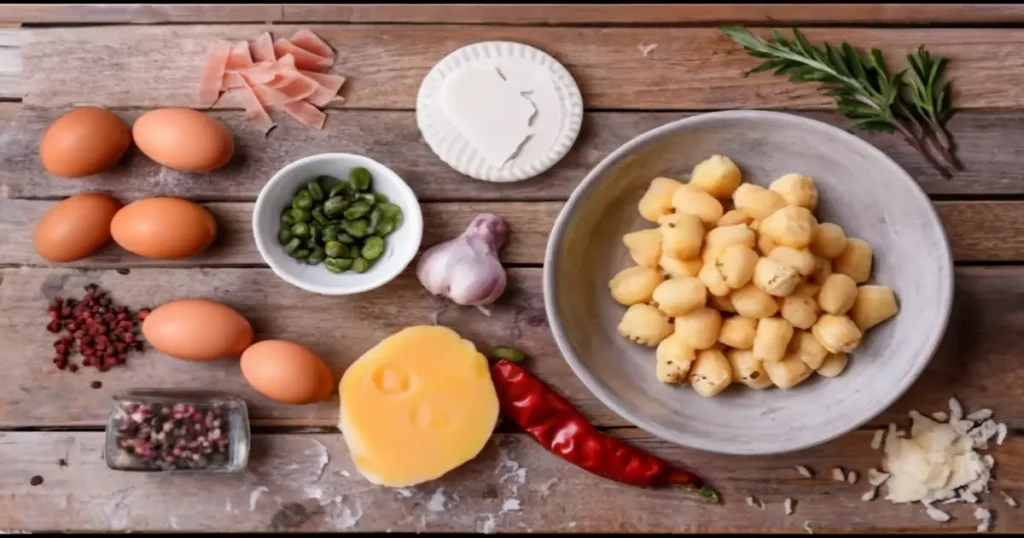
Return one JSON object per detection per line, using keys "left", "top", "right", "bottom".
{"left": 416, "top": 213, "right": 509, "bottom": 307}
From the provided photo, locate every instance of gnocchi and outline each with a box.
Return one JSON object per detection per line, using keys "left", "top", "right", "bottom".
{"left": 623, "top": 228, "right": 662, "bottom": 268}
{"left": 609, "top": 265, "right": 664, "bottom": 305}
{"left": 612, "top": 155, "right": 899, "bottom": 397}
{"left": 690, "top": 155, "right": 743, "bottom": 199}
{"left": 638, "top": 176, "right": 683, "bottom": 222}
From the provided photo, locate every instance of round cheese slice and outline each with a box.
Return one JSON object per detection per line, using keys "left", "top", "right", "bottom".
{"left": 416, "top": 41, "right": 584, "bottom": 183}
{"left": 339, "top": 325, "right": 499, "bottom": 487}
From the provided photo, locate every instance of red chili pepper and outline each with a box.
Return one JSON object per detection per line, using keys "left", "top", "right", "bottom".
{"left": 490, "top": 359, "right": 720, "bottom": 503}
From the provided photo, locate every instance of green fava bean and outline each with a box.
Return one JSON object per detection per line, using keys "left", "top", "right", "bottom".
{"left": 308, "top": 247, "right": 326, "bottom": 264}
{"left": 323, "top": 196, "right": 351, "bottom": 218}
{"left": 325, "top": 241, "right": 349, "bottom": 258}
{"left": 351, "top": 257, "right": 370, "bottom": 273}
{"left": 378, "top": 202, "right": 403, "bottom": 222}
{"left": 309, "top": 224, "right": 323, "bottom": 245}
{"left": 376, "top": 219, "right": 396, "bottom": 236}
{"left": 311, "top": 207, "right": 329, "bottom": 226}
{"left": 343, "top": 201, "right": 371, "bottom": 220}
{"left": 493, "top": 346, "right": 528, "bottom": 363}
{"left": 357, "top": 193, "right": 377, "bottom": 206}
{"left": 283, "top": 237, "right": 302, "bottom": 255}
{"left": 323, "top": 224, "right": 341, "bottom": 242}
{"left": 328, "top": 180, "right": 355, "bottom": 199}
{"left": 306, "top": 179, "right": 326, "bottom": 201}
{"left": 349, "top": 167, "right": 372, "bottom": 191}
{"left": 361, "top": 236, "right": 385, "bottom": 260}
{"left": 292, "top": 247, "right": 311, "bottom": 259}
{"left": 286, "top": 208, "right": 310, "bottom": 223}
{"left": 341, "top": 219, "right": 369, "bottom": 238}
{"left": 337, "top": 233, "right": 356, "bottom": 244}
{"left": 278, "top": 229, "right": 294, "bottom": 245}
{"left": 367, "top": 208, "right": 383, "bottom": 235}
{"left": 281, "top": 209, "right": 297, "bottom": 226}
{"left": 292, "top": 190, "right": 314, "bottom": 210}
{"left": 291, "top": 222, "right": 311, "bottom": 238}
{"left": 373, "top": 192, "right": 390, "bottom": 204}
{"left": 325, "top": 257, "right": 353, "bottom": 273}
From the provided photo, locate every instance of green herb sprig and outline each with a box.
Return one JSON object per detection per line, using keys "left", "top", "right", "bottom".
{"left": 720, "top": 26, "right": 960, "bottom": 179}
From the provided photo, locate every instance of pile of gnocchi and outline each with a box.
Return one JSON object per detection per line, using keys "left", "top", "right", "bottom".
{"left": 610, "top": 154, "right": 900, "bottom": 398}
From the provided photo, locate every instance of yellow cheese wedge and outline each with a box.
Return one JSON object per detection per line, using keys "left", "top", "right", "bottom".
{"left": 339, "top": 325, "right": 499, "bottom": 487}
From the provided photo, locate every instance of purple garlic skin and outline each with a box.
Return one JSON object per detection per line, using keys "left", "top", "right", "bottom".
{"left": 416, "top": 213, "right": 509, "bottom": 306}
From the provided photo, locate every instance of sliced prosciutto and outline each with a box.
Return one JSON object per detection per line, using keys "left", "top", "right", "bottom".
{"left": 199, "top": 40, "right": 233, "bottom": 106}
{"left": 250, "top": 32, "right": 276, "bottom": 63}
{"left": 199, "top": 28, "right": 344, "bottom": 131}
{"left": 273, "top": 38, "right": 333, "bottom": 71}
{"left": 289, "top": 29, "right": 335, "bottom": 62}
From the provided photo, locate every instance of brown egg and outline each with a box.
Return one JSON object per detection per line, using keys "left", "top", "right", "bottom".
{"left": 241, "top": 340, "right": 334, "bottom": 405}
{"left": 132, "top": 108, "right": 234, "bottom": 172}
{"left": 33, "top": 193, "right": 122, "bottom": 262}
{"left": 39, "top": 107, "right": 132, "bottom": 178}
{"left": 142, "top": 299, "right": 254, "bottom": 361}
{"left": 110, "top": 197, "right": 216, "bottom": 259}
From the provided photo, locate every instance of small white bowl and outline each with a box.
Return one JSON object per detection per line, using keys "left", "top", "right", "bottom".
{"left": 253, "top": 153, "right": 423, "bottom": 296}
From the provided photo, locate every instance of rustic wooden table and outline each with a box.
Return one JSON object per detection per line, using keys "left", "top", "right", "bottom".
{"left": 1, "top": 3, "right": 1023, "bottom": 533}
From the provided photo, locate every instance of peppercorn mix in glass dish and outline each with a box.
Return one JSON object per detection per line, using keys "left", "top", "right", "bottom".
{"left": 104, "top": 389, "right": 251, "bottom": 473}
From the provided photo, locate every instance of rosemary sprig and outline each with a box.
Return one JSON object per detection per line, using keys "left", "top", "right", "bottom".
{"left": 720, "top": 26, "right": 959, "bottom": 179}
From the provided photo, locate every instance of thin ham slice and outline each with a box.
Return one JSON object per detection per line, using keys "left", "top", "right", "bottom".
{"left": 284, "top": 100, "right": 327, "bottom": 130}
{"left": 225, "top": 40, "right": 254, "bottom": 71}
{"left": 222, "top": 71, "right": 247, "bottom": 90}
{"left": 239, "top": 62, "right": 278, "bottom": 85}
{"left": 289, "top": 29, "right": 335, "bottom": 62}
{"left": 226, "top": 85, "right": 275, "bottom": 135}
{"left": 199, "top": 40, "right": 233, "bottom": 106}
{"left": 300, "top": 70, "right": 346, "bottom": 107}
{"left": 251, "top": 31, "right": 276, "bottom": 63}
{"left": 251, "top": 83, "right": 312, "bottom": 109}
{"left": 273, "top": 38, "right": 332, "bottom": 71}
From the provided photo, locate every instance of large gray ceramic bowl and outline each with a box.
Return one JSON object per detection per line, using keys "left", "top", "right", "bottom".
{"left": 544, "top": 110, "right": 953, "bottom": 455}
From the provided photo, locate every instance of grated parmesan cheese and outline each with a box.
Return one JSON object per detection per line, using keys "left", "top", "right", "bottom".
{"left": 931, "top": 411, "right": 949, "bottom": 422}
{"left": 996, "top": 423, "right": 1008, "bottom": 446}
{"left": 871, "top": 429, "right": 885, "bottom": 450}
{"left": 949, "top": 397, "right": 963, "bottom": 422}
{"left": 1001, "top": 491, "right": 1018, "bottom": 508}
{"left": 796, "top": 465, "right": 813, "bottom": 478}
{"left": 868, "top": 468, "right": 890, "bottom": 487}
{"left": 974, "top": 507, "right": 992, "bottom": 532}
{"left": 803, "top": 521, "right": 813, "bottom": 534}
{"left": 861, "top": 487, "right": 877, "bottom": 502}
{"left": 784, "top": 498, "right": 795, "bottom": 516}
{"left": 967, "top": 409, "right": 993, "bottom": 421}
{"left": 831, "top": 467, "right": 845, "bottom": 482}
{"left": 846, "top": 471, "right": 858, "bottom": 485}
{"left": 925, "top": 505, "right": 951, "bottom": 522}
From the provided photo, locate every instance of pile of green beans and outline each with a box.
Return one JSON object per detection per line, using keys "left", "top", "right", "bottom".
{"left": 278, "top": 167, "right": 404, "bottom": 273}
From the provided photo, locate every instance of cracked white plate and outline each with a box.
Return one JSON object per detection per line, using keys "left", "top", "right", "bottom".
{"left": 416, "top": 41, "right": 584, "bottom": 183}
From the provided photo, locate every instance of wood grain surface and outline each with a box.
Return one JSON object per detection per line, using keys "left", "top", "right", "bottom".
{"left": 0, "top": 429, "right": 1019, "bottom": 533}
{"left": 5, "top": 108, "right": 1024, "bottom": 199}
{"left": 18, "top": 25, "right": 1024, "bottom": 110}
{"left": 1, "top": 198, "right": 1022, "bottom": 266}
{"left": 0, "top": 27, "right": 22, "bottom": 100}
{"left": 5, "top": 4, "right": 1024, "bottom": 25}
{"left": 0, "top": 266, "right": 1021, "bottom": 430}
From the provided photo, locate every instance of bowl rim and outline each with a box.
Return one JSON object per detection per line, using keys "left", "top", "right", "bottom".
{"left": 542, "top": 109, "right": 954, "bottom": 455}
{"left": 252, "top": 152, "right": 424, "bottom": 296}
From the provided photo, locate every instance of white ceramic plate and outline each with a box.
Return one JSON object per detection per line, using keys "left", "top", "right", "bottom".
{"left": 416, "top": 41, "right": 584, "bottom": 183}
{"left": 544, "top": 110, "right": 954, "bottom": 455}
{"left": 253, "top": 153, "right": 424, "bottom": 296}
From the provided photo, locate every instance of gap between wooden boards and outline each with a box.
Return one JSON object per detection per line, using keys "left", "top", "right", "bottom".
{"left": 2, "top": 199, "right": 1023, "bottom": 266}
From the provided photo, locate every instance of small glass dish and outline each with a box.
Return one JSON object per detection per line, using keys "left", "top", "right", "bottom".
{"left": 104, "top": 389, "right": 250, "bottom": 473}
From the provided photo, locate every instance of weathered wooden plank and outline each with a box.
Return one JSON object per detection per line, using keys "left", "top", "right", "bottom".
{"left": 0, "top": 102, "right": 17, "bottom": 124}
{"left": 0, "top": 28, "right": 22, "bottom": 100}
{"left": 19, "top": 25, "right": 1024, "bottom": 110}
{"left": 7, "top": 4, "right": 1023, "bottom": 25}
{"left": 0, "top": 430, "right": 1018, "bottom": 532}
{"left": 0, "top": 266, "right": 1021, "bottom": 430}
{"left": 0, "top": 4, "right": 284, "bottom": 24}
{"left": 1, "top": 199, "right": 1022, "bottom": 266}
{"left": 282, "top": 3, "right": 1024, "bottom": 25}
{"left": 0, "top": 200, "right": 556, "bottom": 267}
{"left": 3, "top": 108, "right": 1023, "bottom": 200}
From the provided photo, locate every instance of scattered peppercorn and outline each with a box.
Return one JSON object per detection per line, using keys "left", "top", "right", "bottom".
{"left": 29, "top": 475, "right": 43, "bottom": 486}
{"left": 45, "top": 284, "right": 146, "bottom": 374}
{"left": 113, "top": 402, "right": 231, "bottom": 470}
{"left": 116, "top": 268, "right": 130, "bottom": 275}
{"left": 57, "top": 458, "right": 68, "bottom": 468}
{"left": 91, "top": 381, "right": 103, "bottom": 389}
